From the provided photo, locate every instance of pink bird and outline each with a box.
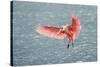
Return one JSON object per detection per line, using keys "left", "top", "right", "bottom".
{"left": 36, "top": 15, "right": 81, "bottom": 48}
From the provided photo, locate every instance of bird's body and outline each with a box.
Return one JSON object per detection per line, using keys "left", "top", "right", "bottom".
{"left": 36, "top": 15, "right": 81, "bottom": 48}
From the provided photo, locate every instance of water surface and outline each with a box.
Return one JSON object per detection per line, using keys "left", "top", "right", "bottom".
{"left": 12, "top": 1, "right": 97, "bottom": 66}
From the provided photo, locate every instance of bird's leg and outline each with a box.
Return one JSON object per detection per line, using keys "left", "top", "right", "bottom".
{"left": 67, "top": 40, "right": 70, "bottom": 48}
{"left": 67, "top": 43, "right": 70, "bottom": 48}
{"left": 72, "top": 40, "right": 74, "bottom": 47}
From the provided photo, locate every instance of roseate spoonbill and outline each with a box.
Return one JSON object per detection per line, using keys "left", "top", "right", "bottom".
{"left": 36, "top": 15, "right": 81, "bottom": 48}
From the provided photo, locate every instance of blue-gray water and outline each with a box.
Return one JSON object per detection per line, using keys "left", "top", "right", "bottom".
{"left": 12, "top": 1, "right": 97, "bottom": 66}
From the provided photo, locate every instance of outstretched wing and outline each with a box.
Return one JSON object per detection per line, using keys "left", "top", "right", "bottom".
{"left": 71, "top": 15, "right": 81, "bottom": 36}
{"left": 36, "top": 25, "right": 65, "bottom": 39}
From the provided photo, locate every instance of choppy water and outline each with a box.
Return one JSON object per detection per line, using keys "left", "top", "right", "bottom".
{"left": 12, "top": 1, "right": 97, "bottom": 66}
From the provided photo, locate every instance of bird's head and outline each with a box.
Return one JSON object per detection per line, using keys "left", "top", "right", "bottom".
{"left": 62, "top": 24, "right": 68, "bottom": 31}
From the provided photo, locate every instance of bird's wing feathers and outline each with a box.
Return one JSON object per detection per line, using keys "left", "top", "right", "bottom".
{"left": 36, "top": 26, "right": 65, "bottom": 39}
